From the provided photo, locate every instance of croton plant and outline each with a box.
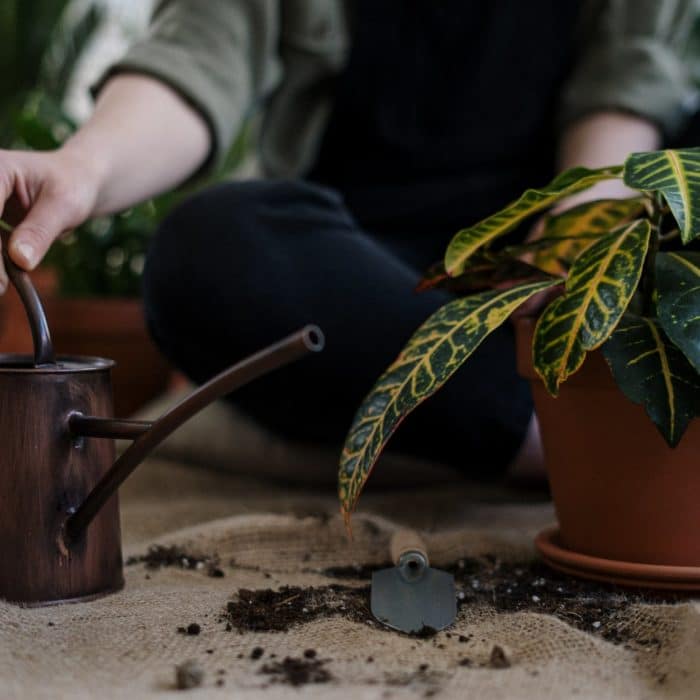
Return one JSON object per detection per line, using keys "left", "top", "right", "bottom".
{"left": 338, "top": 147, "right": 700, "bottom": 526}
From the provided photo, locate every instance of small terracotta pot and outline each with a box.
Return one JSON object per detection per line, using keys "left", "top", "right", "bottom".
{"left": 515, "top": 317, "right": 700, "bottom": 569}
{"left": 44, "top": 297, "right": 172, "bottom": 417}
{"left": 0, "top": 268, "right": 58, "bottom": 354}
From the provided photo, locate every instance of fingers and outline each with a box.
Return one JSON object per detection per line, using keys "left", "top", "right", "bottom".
{"left": 8, "top": 189, "right": 78, "bottom": 271}
{"left": 0, "top": 151, "right": 93, "bottom": 282}
{"left": 0, "top": 169, "right": 11, "bottom": 294}
{"left": 0, "top": 237, "right": 7, "bottom": 295}
{"left": 0, "top": 162, "right": 12, "bottom": 220}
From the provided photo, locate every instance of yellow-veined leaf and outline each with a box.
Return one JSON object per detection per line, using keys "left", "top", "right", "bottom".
{"left": 444, "top": 165, "right": 623, "bottom": 276}
{"left": 603, "top": 314, "right": 700, "bottom": 446}
{"left": 533, "top": 197, "right": 648, "bottom": 275}
{"left": 656, "top": 251, "right": 700, "bottom": 372}
{"left": 624, "top": 147, "right": 700, "bottom": 243}
{"left": 338, "top": 278, "right": 562, "bottom": 527}
{"left": 533, "top": 219, "right": 651, "bottom": 395}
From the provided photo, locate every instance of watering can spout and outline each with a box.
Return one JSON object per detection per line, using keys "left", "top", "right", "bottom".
{"left": 63, "top": 324, "right": 324, "bottom": 542}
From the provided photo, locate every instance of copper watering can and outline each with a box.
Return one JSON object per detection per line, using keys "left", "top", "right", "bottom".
{"left": 0, "top": 247, "right": 324, "bottom": 606}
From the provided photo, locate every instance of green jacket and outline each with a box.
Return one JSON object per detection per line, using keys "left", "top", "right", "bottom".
{"left": 98, "top": 0, "right": 700, "bottom": 175}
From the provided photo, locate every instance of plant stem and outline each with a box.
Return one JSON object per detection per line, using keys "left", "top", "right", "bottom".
{"left": 659, "top": 228, "right": 680, "bottom": 243}
{"left": 0, "top": 218, "right": 12, "bottom": 233}
{"left": 641, "top": 199, "right": 663, "bottom": 317}
{"left": 503, "top": 234, "right": 604, "bottom": 256}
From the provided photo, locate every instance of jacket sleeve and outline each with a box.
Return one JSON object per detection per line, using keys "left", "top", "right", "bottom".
{"left": 559, "top": 0, "right": 700, "bottom": 138}
{"left": 93, "top": 0, "right": 282, "bottom": 169}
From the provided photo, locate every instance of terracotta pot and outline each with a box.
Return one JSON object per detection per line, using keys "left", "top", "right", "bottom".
{"left": 44, "top": 297, "right": 172, "bottom": 417}
{"left": 0, "top": 268, "right": 58, "bottom": 354}
{"left": 515, "top": 317, "right": 700, "bottom": 570}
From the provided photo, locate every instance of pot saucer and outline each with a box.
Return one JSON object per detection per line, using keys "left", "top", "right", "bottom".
{"left": 536, "top": 526, "right": 700, "bottom": 591}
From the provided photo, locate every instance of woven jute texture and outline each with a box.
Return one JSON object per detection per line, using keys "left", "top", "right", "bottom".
{"left": 1, "top": 398, "right": 699, "bottom": 699}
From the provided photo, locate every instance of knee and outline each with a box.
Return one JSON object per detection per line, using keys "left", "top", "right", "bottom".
{"left": 143, "top": 180, "right": 270, "bottom": 328}
{"left": 143, "top": 178, "right": 351, "bottom": 322}
{"left": 142, "top": 186, "right": 220, "bottom": 346}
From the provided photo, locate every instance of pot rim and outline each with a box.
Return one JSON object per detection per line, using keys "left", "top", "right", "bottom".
{"left": 0, "top": 353, "right": 115, "bottom": 374}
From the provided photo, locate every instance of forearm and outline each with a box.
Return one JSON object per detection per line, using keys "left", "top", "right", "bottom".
{"left": 62, "top": 73, "right": 211, "bottom": 216}
{"left": 557, "top": 111, "right": 661, "bottom": 203}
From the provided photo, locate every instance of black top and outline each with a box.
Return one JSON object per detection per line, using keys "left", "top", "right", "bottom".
{"left": 309, "top": 0, "right": 583, "bottom": 256}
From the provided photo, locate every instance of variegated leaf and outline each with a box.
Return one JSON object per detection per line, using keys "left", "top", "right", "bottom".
{"left": 603, "top": 314, "right": 700, "bottom": 447}
{"left": 444, "top": 165, "right": 623, "bottom": 276}
{"left": 339, "top": 279, "right": 562, "bottom": 526}
{"left": 623, "top": 148, "right": 700, "bottom": 243}
{"left": 533, "top": 219, "right": 651, "bottom": 395}
{"left": 534, "top": 197, "right": 647, "bottom": 275}
{"left": 656, "top": 251, "right": 700, "bottom": 372}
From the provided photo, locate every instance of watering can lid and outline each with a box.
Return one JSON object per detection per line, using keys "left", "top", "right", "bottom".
{"left": 0, "top": 354, "right": 115, "bottom": 374}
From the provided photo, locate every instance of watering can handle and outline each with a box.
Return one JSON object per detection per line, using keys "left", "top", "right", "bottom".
{"left": 64, "top": 324, "right": 324, "bottom": 543}
{"left": 1, "top": 240, "right": 56, "bottom": 367}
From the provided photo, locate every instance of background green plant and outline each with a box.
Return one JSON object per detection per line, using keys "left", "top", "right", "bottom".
{"left": 0, "top": 0, "right": 80, "bottom": 141}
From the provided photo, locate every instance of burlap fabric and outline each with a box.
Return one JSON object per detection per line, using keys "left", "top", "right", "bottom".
{"left": 1, "top": 397, "right": 699, "bottom": 699}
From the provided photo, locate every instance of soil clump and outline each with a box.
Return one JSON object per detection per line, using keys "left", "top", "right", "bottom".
{"left": 127, "top": 545, "right": 224, "bottom": 578}
{"left": 175, "top": 660, "right": 204, "bottom": 690}
{"left": 259, "top": 656, "right": 333, "bottom": 686}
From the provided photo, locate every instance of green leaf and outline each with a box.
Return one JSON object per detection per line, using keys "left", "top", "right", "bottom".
{"left": 533, "top": 219, "right": 651, "bottom": 395}
{"left": 534, "top": 197, "right": 647, "bottom": 275}
{"left": 603, "top": 315, "right": 700, "bottom": 447}
{"left": 656, "top": 251, "right": 700, "bottom": 372}
{"left": 444, "top": 165, "right": 623, "bottom": 276}
{"left": 623, "top": 148, "right": 700, "bottom": 243}
{"left": 338, "top": 278, "right": 562, "bottom": 525}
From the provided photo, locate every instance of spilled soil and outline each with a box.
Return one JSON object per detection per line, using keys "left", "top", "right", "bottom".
{"left": 221, "top": 585, "right": 371, "bottom": 633}
{"left": 126, "top": 544, "right": 225, "bottom": 578}
{"left": 146, "top": 544, "right": 686, "bottom": 688}
{"left": 128, "top": 540, "right": 683, "bottom": 649}
{"left": 445, "top": 556, "right": 682, "bottom": 645}
{"left": 220, "top": 557, "right": 681, "bottom": 647}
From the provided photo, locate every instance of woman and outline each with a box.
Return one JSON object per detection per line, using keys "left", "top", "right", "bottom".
{"left": 0, "top": 0, "right": 697, "bottom": 477}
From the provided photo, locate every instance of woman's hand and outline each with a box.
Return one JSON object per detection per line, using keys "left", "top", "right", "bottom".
{"left": 0, "top": 147, "right": 104, "bottom": 289}
{"left": 514, "top": 111, "right": 662, "bottom": 317}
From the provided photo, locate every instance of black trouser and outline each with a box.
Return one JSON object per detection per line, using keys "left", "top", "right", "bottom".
{"left": 142, "top": 179, "right": 532, "bottom": 477}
